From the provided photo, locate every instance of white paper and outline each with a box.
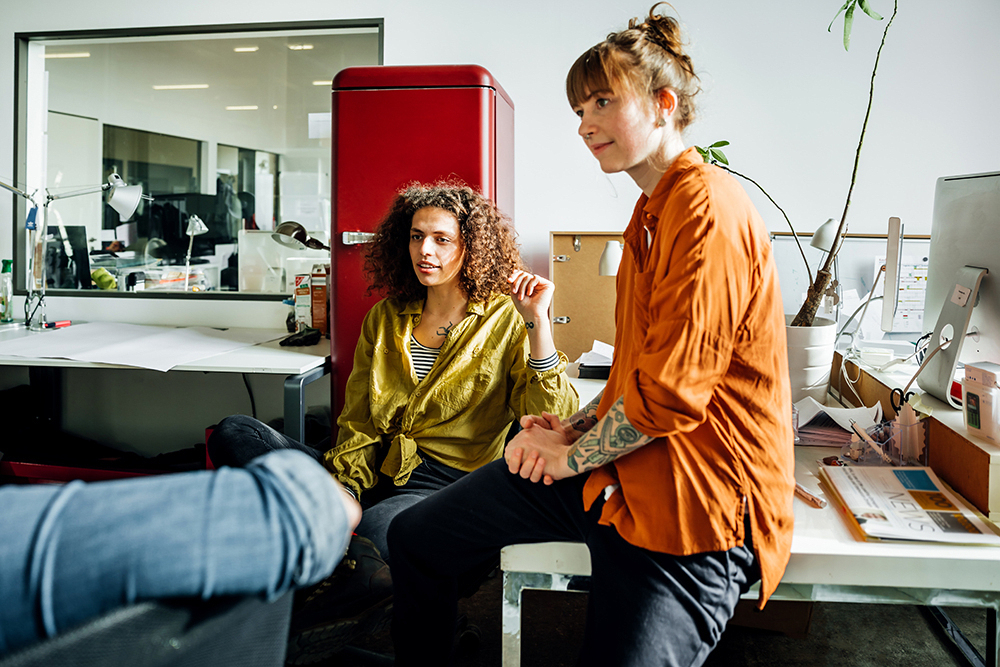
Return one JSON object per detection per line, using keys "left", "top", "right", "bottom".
{"left": 794, "top": 396, "right": 882, "bottom": 433}
{"left": 0, "top": 322, "right": 281, "bottom": 372}
{"left": 574, "top": 340, "right": 614, "bottom": 366}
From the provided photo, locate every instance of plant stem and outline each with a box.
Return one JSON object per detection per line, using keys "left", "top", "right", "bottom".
{"left": 791, "top": 0, "right": 898, "bottom": 327}
{"left": 720, "top": 165, "right": 813, "bottom": 286}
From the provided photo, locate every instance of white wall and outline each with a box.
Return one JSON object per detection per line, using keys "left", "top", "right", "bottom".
{"left": 2, "top": 0, "right": 999, "bottom": 325}
{"left": 1, "top": 0, "right": 998, "bottom": 453}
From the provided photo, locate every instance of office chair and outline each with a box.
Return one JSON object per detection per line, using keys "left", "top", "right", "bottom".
{"left": 0, "top": 593, "right": 293, "bottom": 667}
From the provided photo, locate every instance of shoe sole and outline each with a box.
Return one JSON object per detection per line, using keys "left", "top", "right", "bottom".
{"left": 285, "top": 598, "right": 393, "bottom": 665}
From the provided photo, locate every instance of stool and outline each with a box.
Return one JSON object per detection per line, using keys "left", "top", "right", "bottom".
{"left": 500, "top": 541, "right": 591, "bottom": 667}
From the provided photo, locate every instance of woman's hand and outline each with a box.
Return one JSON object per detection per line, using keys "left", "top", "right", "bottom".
{"left": 520, "top": 411, "right": 584, "bottom": 445}
{"left": 505, "top": 412, "right": 577, "bottom": 485}
{"left": 508, "top": 270, "right": 554, "bottom": 323}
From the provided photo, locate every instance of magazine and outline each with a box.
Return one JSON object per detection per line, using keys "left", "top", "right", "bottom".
{"left": 819, "top": 465, "right": 1000, "bottom": 545}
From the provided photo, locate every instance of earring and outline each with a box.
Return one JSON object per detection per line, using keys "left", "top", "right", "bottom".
{"left": 656, "top": 117, "right": 667, "bottom": 128}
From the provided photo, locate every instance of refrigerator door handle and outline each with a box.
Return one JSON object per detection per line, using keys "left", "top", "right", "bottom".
{"left": 341, "top": 231, "right": 375, "bottom": 245}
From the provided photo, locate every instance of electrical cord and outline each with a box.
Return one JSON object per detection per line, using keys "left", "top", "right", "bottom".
{"left": 242, "top": 373, "right": 257, "bottom": 419}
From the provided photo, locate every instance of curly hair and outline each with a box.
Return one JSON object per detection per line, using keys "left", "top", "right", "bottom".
{"left": 363, "top": 180, "right": 525, "bottom": 303}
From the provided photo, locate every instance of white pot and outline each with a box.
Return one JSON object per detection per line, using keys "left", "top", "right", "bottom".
{"left": 786, "top": 315, "right": 837, "bottom": 403}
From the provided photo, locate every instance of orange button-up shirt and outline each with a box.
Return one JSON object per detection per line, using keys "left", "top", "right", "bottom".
{"left": 584, "top": 148, "right": 795, "bottom": 606}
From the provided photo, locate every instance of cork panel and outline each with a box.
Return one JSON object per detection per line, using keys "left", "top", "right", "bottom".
{"left": 549, "top": 232, "right": 622, "bottom": 363}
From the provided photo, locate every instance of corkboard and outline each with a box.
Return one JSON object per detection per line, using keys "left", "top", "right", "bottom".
{"left": 549, "top": 232, "right": 622, "bottom": 363}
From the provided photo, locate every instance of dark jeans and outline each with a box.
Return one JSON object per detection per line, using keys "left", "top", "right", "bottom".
{"left": 388, "top": 459, "right": 759, "bottom": 667}
{"left": 207, "top": 415, "right": 467, "bottom": 564}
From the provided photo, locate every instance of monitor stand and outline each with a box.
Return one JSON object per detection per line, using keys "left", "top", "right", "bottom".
{"left": 917, "top": 265, "right": 989, "bottom": 408}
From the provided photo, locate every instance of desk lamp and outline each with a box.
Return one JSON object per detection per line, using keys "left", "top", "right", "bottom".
{"left": 183, "top": 214, "right": 209, "bottom": 291}
{"left": 810, "top": 218, "right": 841, "bottom": 323}
{"left": 272, "top": 221, "right": 331, "bottom": 251}
{"left": 20, "top": 174, "right": 149, "bottom": 329}
{"left": 598, "top": 241, "right": 624, "bottom": 276}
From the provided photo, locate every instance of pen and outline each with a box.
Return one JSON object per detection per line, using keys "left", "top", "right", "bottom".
{"left": 794, "top": 482, "right": 827, "bottom": 509}
{"left": 43, "top": 320, "right": 71, "bottom": 329}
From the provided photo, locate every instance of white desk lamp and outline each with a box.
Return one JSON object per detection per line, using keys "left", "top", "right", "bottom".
{"left": 598, "top": 240, "right": 624, "bottom": 276}
{"left": 810, "top": 218, "right": 841, "bottom": 323}
{"left": 18, "top": 174, "right": 149, "bottom": 328}
{"left": 183, "top": 214, "right": 209, "bottom": 291}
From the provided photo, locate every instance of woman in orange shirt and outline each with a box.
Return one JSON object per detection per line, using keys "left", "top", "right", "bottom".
{"left": 387, "top": 5, "right": 795, "bottom": 666}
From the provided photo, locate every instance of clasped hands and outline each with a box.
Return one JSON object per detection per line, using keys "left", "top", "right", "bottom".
{"left": 504, "top": 412, "right": 582, "bottom": 485}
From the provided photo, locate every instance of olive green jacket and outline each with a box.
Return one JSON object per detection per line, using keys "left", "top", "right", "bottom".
{"left": 325, "top": 294, "right": 579, "bottom": 497}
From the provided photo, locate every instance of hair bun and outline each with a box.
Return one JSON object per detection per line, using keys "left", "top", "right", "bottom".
{"left": 629, "top": 4, "right": 695, "bottom": 78}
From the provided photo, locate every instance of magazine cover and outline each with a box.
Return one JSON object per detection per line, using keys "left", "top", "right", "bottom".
{"left": 819, "top": 465, "right": 1000, "bottom": 545}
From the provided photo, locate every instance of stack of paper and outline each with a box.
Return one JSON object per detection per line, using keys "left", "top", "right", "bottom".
{"left": 795, "top": 397, "right": 882, "bottom": 447}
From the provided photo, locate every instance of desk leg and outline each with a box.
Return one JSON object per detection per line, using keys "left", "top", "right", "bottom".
{"left": 282, "top": 359, "right": 331, "bottom": 444}
{"left": 501, "top": 571, "right": 524, "bottom": 667}
{"left": 29, "top": 366, "right": 62, "bottom": 430}
{"left": 926, "top": 605, "right": 992, "bottom": 667}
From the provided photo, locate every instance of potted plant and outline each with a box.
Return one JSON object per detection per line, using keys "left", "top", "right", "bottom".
{"left": 697, "top": 0, "right": 899, "bottom": 401}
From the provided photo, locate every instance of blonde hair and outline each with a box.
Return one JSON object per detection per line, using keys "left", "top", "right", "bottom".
{"left": 566, "top": 3, "right": 700, "bottom": 131}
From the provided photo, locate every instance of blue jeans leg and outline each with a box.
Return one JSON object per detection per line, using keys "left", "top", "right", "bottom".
{"left": 356, "top": 457, "right": 467, "bottom": 565}
{"left": 388, "top": 459, "right": 759, "bottom": 667}
{"left": 0, "top": 450, "right": 352, "bottom": 657}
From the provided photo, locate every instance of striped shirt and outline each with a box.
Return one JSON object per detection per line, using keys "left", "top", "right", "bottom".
{"left": 409, "top": 335, "right": 560, "bottom": 382}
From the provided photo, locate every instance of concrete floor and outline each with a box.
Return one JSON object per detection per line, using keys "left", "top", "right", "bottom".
{"left": 334, "top": 573, "right": 990, "bottom": 666}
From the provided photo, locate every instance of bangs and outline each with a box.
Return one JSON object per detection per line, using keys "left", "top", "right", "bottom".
{"left": 566, "top": 45, "right": 626, "bottom": 108}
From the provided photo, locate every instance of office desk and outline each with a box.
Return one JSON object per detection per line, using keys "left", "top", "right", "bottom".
{"left": 501, "top": 445, "right": 1000, "bottom": 667}
{"left": 0, "top": 324, "right": 329, "bottom": 444}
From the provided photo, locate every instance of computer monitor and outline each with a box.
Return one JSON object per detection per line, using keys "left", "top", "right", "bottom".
{"left": 917, "top": 171, "right": 1000, "bottom": 408}
{"left": 880, "top": 216, "right": 903, "bottom": 333}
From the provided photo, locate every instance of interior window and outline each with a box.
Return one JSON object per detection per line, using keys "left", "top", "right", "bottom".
{"left": 13, "top": 21, "right": 381, "bottom": 297}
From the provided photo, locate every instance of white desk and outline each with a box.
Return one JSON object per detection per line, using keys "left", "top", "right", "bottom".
{"left": 0, "top": 324, "right": 329, "bottom": 444}
{"left": 500, "top": 445, "right": 1000, "bottom": 667}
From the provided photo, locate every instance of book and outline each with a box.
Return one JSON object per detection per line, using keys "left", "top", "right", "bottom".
{"left": 819, "top": 464, "right": 1000, "bottom": 546}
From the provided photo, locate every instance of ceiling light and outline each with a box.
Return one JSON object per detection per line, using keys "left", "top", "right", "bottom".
{"left": 44, "top": 52, "right": 91, "bottom": 59}
{"left": 226, "top": 105, "right": 258, "bottom": 111}
{"left": 234, "top": 46, "right": 259, "bottom": 53}
{"left": 153, "top": 84, "right": 209, "bottom": 90}
{"left": 288, "top": 44, "right": 314, "bottom": 50}
{"left": 312, "top": 80, "right": 333, "bottom": 86}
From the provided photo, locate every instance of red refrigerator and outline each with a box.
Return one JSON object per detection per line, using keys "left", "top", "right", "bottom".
{"left": 330, "top": 64, "right": 515, "bottom": 418}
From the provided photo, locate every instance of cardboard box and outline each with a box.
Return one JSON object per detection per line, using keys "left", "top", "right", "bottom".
{"left": 311, "top": 265, "right": 330, "bottom": 335}
{"left": 294, "top": 274, "right": 312, "bottom": 331}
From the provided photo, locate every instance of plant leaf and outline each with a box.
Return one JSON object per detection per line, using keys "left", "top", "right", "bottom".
{"left": 843, "top": 1, "right": 856, "bottom": 50}
{"left": 695, "top": 146, "right": 710, "bottom": 163}
{"left": 827, "top": 0, "right": 853, "bottom": 32}
{"left": 710, "top": 140, "right": 730, "bottom": 148}
{"left": 710, "top": 148, "right": 729, "bottom": 165}
{"left": 858, "top": 0, "right": 883, "bottom": 21}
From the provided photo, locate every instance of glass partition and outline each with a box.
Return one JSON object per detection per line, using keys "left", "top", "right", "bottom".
{"left": 12, "top": 20, "right": 382, "bottom": 298}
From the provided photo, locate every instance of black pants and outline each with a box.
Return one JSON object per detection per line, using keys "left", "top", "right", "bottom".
{"left": 388, "top": 459, "right": 759, "bottom": 667}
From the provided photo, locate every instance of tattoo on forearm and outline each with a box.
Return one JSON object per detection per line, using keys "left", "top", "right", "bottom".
{"left": 525, "top": 321, "right": 535, "bottom": 329}
{"left": 436, "top": 321, "right": 454, "bottom": 337}
{"left": 566, "top": 397, "right": 652, "bottom": 473}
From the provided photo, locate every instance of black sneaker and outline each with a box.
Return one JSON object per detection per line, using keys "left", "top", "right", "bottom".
{"left": 285, "top": 536, "right": 393, "bottom": 665}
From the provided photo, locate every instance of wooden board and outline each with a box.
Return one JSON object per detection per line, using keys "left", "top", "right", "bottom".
{"left": 549, "top": 232, "right": 622, "bottom": 363}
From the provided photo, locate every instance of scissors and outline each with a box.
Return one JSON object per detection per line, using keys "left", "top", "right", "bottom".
{"left": 890, "top": 387, "right": 915, "bottom": 413}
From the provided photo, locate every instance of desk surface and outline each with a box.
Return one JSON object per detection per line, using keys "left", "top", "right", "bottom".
{"left": 789, "top": 446, "right": 1000, "bottom": 593}
{"left": 0, "top": 323, "right": 328, "bottom": 375}
{"left": 502, "top": 445, "right": 1000, "bottom": 596}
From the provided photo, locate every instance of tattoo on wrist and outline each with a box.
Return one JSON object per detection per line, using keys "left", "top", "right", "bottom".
{"left": 525, "top": 321, "right": 535, "bottom": 329}
{"left": 437, "top": 321, "right": 454, "bottom": 337}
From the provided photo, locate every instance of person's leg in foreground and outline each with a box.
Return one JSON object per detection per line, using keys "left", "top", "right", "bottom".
{"left": 0, "top": 449, "right": 356, "bottom": 657}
